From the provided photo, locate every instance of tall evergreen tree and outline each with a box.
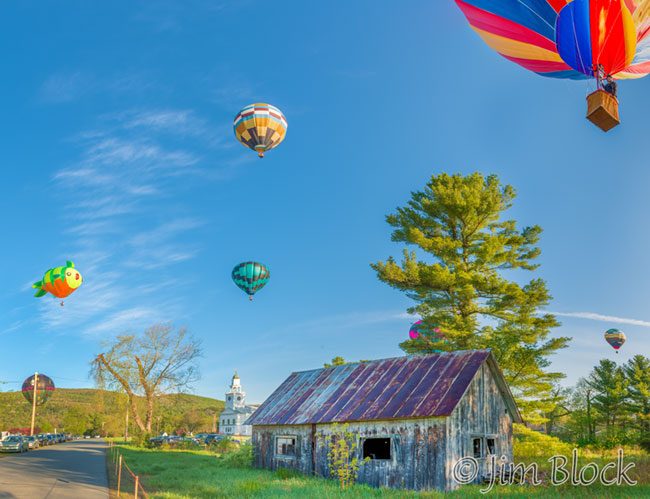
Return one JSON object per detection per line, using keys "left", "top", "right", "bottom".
{"left": 623, "top": 355, "right": 650, "bottom": 450}
{"left": 371, "top": 173, "right": 569, "bottom": 423}
{"left": 587, "top": 359, "right": 629, "bottom": 435}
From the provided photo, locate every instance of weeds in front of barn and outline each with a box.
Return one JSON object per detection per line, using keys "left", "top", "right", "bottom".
{"left": 108, "top": 443, "right": 649, "bottom": 498}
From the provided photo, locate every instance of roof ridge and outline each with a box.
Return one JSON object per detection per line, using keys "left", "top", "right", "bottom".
{"left": 289, "top": 349, "right": 491, "bottom": 375}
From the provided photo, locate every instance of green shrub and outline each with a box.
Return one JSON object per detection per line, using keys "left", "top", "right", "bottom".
{"left": 212, "top": 437, "right": 239, "bottom": 454}
{"left": 218, "top": 442, "right": 252, "bottom": 468}
{"left": 514, "top": 423, "right": 573, "bottom": 458}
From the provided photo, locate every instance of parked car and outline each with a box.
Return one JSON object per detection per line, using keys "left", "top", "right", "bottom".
{"left": 204, "top": 434, "right": 225, "bottom": 445}
{"left": 46, "top": 434, "right": 56, "bottom": 445}
{"left": 24, "top": 435, "right": 39, "bottom": 450}
{"left": 0, "top": 435, "right": 29, "bottom": 453}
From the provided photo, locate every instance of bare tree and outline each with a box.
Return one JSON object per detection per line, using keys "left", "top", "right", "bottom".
{"left": 91, "top": 324, "right": 201, "bottom": 433}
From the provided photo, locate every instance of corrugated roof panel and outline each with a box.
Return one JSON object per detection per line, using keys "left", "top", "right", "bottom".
{"left": 246, "top": 350, "right": 495, "bottom": 425}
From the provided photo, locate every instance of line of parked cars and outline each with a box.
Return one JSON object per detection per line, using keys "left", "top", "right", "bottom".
{"left": 0, "top": 433, "right": 74, "bottom": 453}
{"left": 148, "top": 432, "right": 238, "bottom": 448}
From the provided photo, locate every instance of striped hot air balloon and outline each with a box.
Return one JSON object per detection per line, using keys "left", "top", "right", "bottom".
{"left": 22, "top": 374, "right": 55, "bottom": 406}
{"left": 232, "top": 262, "right": 270, "bottom": 300}
{"left": 233, "top": 103, "right": 287, "bottom": 158}
{"left": 604, "top": 328, "right": 626, "bottom": 353}
{"left": 455, "top": 1, "right": 650, "bottom": 129}
{"left": 455, "top": 0, "right": 650, "bottom": 79}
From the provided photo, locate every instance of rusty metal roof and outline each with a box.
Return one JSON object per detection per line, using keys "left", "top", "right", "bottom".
{"left": 247, "top": 350, "right": 516, "bottom": 426}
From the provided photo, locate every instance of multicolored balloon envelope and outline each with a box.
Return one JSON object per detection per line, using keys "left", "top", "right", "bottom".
{"left": 408, "top": 320, "right": 443, "bottom": 340}
{"left": 22, "top": 374, "right": 55, "bottom": 406}
{"left": 33, "top": 261, "right": 83, "bottom": 304}
{"left": 455, "top": 0, "right": 650, "bottom": 80}
{"left": 604, "top": 328, "right": 626, "bottom": 353}
{"left": 232, "top": 261, "right": 270, "bottom": 300}
{"left": 233, "top": 103, "right": 288, "bottom": 158}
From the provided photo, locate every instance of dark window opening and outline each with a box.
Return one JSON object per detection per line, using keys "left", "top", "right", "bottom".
{"left": 363, "top": 438, "right": 391, "bottom": 460}
{"left": 486, "top": 438, "right": 496, "bottom": 455}
{"left": 276, "top": 436, "right": 296, "bottom": 456}
{"left": 472, "top": 438, "right": 482, "bottom": 459}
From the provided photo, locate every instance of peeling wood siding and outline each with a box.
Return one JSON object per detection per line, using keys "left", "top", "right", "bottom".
{"left": 445, "top": 363, "right": 513, "bottom": 491}
{"left": 253, "top": 418, "right": 447, "bottom": 491}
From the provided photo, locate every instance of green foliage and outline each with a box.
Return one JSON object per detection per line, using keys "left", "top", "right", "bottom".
{"left": 217, "top": 441, "right": 252, "bottom": 468}
{"left": 323, "top": 423, "right": 368, "bottom": 489}
{"left": 213, "top": 436, "right": 239, "bottom": 454}
{"left": 548, "top": 355, "right": 650, "bottom": 450}
{"left": 514, "top": 423, "right": 572, "bottom": 458}
{"left": 0, "top": 388, "right": 223, "bottom": 437}
{"left": 372, "top": 172, "right": 569, "bottom": 424}
{"left": 324, "top": 356, "right": 348, "bottom": 368}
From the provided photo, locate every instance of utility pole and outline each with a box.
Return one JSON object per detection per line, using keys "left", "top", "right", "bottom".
{"left": 124, "top": 404, "right": 129, "bottom": 442}
{"left": 212, "top": 412, "right": 217, "bottom": 433}
{"left": 30, "top": 372, "right": 39, "bottom": 436}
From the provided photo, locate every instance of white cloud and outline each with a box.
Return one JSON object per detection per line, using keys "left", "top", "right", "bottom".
{"left": 550, "top": 311, "right": 650, "bottom": 328}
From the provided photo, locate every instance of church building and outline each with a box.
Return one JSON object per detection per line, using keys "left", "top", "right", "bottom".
{"left": 219, "top": 372, "right": 258, "bottom": 436}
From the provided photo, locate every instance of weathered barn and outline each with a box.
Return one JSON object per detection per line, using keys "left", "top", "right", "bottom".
{"left": 246, "top": 350, "right": 522, "bottom": 491}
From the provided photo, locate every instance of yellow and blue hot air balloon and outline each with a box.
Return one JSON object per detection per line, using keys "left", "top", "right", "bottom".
{"left": 604, "top": 328, "right": 626, "bottom": 353}
{"left": 233, "top": 103, "right": 287, "bottom": 158}
{"left": 232, "top": 262, "right": 270, "bottom": 300}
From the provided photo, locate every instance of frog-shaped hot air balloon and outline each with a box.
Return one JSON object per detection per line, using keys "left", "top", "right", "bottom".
{"left": 32, "top": 261, "right": 83, "bottom": 306}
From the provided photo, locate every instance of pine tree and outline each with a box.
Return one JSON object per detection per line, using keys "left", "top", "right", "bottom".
{"left": 623, "top": 355, "right": 650, "bottom": 450}
{"left": 587, "top": 359, "right": 629, "bottom": 438}
{"left": 371, "top": 173, "right": 569, "bottom": 423}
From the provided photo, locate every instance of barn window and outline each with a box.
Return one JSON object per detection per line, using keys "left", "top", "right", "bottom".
{"left": 276, "top": 436, "right": 297, "bottom": 457}
{"left": 472, "top": 438, "right": 482, "bottom": 458}
{"left": 362, "top": 438, "right": 391, "bottom": 460}
{"left": 486, "top": 438, "right": 496, "bottom": 455}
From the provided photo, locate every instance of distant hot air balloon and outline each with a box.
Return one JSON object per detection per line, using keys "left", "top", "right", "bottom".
{"left": 233, "top": 103, "right": 288, "bottom": 158}
{"left": 408, "top": 320, "right": 443, "bottom": 341}
{"left": 22, "top": 374, "right": 55, "bottom": 406}
{"left": 454, "top": 0, "right": 650, "bottom": 130}
{"left": 604, "top": 328, "right": 626, "bottom": 353}
{"left": 232, "top": 262, "right": 270, "bottom": 300}
{"left": 32, "top": 261, "right": 83, "bottom": 306}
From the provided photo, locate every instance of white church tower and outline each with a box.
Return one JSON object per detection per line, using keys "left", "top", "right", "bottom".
{"left": 219, "top": 372, "right": 258, "bottom": 436}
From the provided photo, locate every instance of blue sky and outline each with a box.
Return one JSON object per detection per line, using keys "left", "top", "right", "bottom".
{"left": 0, "top": 1, "right": 648, "bottom": 403}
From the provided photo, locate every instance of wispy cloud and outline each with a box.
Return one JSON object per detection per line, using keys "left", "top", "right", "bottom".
{"left": 39, "top": 71, "right": 153, "bottom": 104}
{"left": 550, "top": 311, "right": 650, "bottom": 328}
{"left": 45, "top": 106, "right": 238, "bottom": 337}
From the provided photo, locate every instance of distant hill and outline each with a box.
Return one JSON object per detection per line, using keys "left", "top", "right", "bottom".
{"left": 0, "top": 388, "right": 224, "bottom": 436}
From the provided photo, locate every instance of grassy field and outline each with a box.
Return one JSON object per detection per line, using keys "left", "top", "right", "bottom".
{"left": 107, "top": 443, "right": 649, "bottom": 498}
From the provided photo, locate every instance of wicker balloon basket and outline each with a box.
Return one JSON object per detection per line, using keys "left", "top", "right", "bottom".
{"left": 586, "top": 90, "right": 620, "bottom": 132}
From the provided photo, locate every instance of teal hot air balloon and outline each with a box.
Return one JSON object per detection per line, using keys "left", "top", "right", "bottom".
{"left": 232, "top": 262, "right": 270, "bottom": 301}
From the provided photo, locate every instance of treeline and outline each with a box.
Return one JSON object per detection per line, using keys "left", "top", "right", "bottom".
{"left": 545, "top": 354, "right": 650, "bottom": 450}
{"left": 0, "top": 389, "right": 224, "bottom": 437}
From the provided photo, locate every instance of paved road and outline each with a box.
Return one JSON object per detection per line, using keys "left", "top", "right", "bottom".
{"left": 0, "top": 440, "right": 108, "bottom": 499}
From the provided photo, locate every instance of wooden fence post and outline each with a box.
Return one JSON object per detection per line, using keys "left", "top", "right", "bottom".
{"left": 117, "top": 455, "right": 123, "bottom": 497}
{"left": 134, "top": 475, "right": 139, "bottom": 499}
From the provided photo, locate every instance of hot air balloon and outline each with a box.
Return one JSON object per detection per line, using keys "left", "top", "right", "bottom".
{"left": 232, "top": 261, "right": 270, "bottom": 300}
{"left": 22, "top": 373, "right": 55, "bottom": 406}
{"left": 604, "top": 328, "right": 626, "bottom": 353}
{"left": 233, "top": 103, "right": 288, "bottom": 158}
{"left": 32, "top": 261, "right": 82, "bottom": 306}
{"left": 408, "top": 320, "right": 444, "bottom": 341}
{"left": 455, "top": 0, "right": 650, "bottom": 131}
